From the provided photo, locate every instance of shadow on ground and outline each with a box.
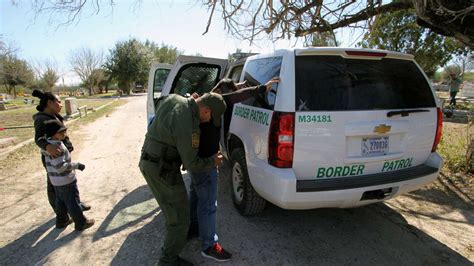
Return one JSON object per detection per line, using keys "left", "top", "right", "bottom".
{"left": 93, "top": 185, "right": 159, "bottom": 242}
{"left": 109, "top": 162, "right": 472, "bottom": 266}
{"left": 402, "top": 175, "right": 474, "bottom": 225}
{"left": 0, "top": 218, "right": 80, "bottom": 264}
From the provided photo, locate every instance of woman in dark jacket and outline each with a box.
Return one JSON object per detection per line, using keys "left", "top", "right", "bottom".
{"left": 32, "top": 90, "right": 90, "bottom": 217}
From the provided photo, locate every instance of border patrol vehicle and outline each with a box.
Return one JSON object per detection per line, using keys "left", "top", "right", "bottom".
{"left": 147, "top": 48, "right": 443, "bottom": 215}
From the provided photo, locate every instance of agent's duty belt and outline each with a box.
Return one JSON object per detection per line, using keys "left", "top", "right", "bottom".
{"left": 141, "top": 151, "right": 182, "bottom": 185}
{"left": 141, "top": 152, "right": 161, "bottom": 163}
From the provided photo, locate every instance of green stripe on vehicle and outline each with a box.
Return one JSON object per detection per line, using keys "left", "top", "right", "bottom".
{"left": 316, "top": 164, "right": 365, "bottom": 178}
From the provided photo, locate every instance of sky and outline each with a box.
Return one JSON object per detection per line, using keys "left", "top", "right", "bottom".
{"left": 0, "top": 0, "right": 360, "bottom": 85}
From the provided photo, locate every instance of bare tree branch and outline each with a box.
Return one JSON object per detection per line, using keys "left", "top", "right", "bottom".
{"left": 202, "top": 0, "right": 473, "bottom": 48}
{"left": 203, "top": 0, "right": 217, "bottom": 35}
{"left": 295, "top": 1, "right": 412, "bottom": 37}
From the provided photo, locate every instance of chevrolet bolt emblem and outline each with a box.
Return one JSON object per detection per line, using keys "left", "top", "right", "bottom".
{"left": 374, "top": 124, "right": 391, "bottom": 134}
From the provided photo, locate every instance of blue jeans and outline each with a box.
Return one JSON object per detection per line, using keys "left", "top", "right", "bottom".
{"left": 54, "top": 180, "right": 86, "bottom": 227}
{"left": 189, "top": 168, "right": 218, "bottom": 250}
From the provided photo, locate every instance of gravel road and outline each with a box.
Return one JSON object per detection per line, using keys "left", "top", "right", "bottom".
{"left": 0, "top": 95, "right": 472, "bottom": 265}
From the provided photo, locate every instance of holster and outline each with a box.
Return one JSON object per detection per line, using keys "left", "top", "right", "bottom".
{"left": 141, "top": 147, "right": 182, "bottom": 185}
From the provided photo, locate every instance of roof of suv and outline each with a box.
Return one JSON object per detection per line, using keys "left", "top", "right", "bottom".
{"left": 247, "top": 47, "right": 414, "bottom": 61}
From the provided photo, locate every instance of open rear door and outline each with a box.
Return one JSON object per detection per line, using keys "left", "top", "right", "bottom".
{"left": 146, "top": 63, "right": 172, "bottom": 123}
{"left": 161, "top": 56, "right": 228, "bottom": 97}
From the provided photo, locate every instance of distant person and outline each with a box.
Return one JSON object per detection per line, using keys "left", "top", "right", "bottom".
{"left": 32, "top": 90, "right": 91, "bottom": 219}
{"left": 139, "top": 93, "right": 226, "bottom": 266}
{"left": 41, "top": 119, "right": 94, "bottom": 231}
{"left": 186, "top": 77, "right": 280, "bottom": 262}
{"left": 448, "top": 73, "right": 462, "bottom": 106}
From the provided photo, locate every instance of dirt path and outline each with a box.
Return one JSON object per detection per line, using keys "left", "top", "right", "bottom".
{"left": 0, "top": 95, "right": 472, "bottom": 265}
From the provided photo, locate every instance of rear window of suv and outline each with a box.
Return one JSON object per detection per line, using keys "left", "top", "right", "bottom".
{"left": 295, "top": 56, "right": 436, "bottom": 111}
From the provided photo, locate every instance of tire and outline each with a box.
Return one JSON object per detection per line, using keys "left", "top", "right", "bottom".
{"left": 230, "top": 148, "right": 266, "bottom": 215}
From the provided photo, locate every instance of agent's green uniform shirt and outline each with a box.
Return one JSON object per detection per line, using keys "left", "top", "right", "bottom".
{"left": 142, "top": 94, "right": 214, "bottom": 172}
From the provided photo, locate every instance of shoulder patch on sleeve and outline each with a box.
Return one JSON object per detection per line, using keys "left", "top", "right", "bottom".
{"left": 192, "top": 132, "right": 199, "bottom": 148}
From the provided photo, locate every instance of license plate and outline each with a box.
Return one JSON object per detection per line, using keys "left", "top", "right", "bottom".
{"left": 362, "top": 137, "right": 389, "bottom": 155}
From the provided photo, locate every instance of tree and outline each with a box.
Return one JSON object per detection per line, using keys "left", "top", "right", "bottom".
{"left": 33, "top": 60, "right": 61, "bottom": 92}
{"left": 0, "top": 38, "right": 34, "bottom": 98}
{"left": 38, "top": 66, "right": 60, "bottom": 91}
{"left": 306, "top": 31, "right": 338, "bottom": 47}
{"left": 0, "top": 39, "right": 34, "bottom": 98}
{"left": 144, "top": 41, "right": 182, "bottom": 64}
{"left": 104, "top": 39, "right": 152, "bottom": 95}
{"left": 359, "top": 10, "right": 468, "bottom": 77}
{"left": 201, "top": 0, "right": 474, "bottom": 49}
{"left": 69, "top": 47, "right": 103, "bottom": 96}
{"left": 0, "top": 55, "right": 35, "bottom": 98}
{"left": 88, "top": 68, "right": 110, "bottom": 94}
{"left": 0, "top": 38, "right": 19, "bottom": 58}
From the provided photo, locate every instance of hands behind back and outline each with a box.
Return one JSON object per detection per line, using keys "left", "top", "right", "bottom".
{"left": 214, "top": 152, "right": 224, "bottom": 167}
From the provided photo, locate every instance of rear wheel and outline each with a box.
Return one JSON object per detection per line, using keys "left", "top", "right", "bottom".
{"left": 231, "top": 148, "right": 266, "bottom": 215}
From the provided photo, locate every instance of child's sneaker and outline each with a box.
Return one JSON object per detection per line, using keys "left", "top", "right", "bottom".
{"left": 80, "top": 202, "right": 91, "bottom": 211}
{"left": 75, "top": 219, "right": 95, "bottom": 231}
{"left": 201, "top": 243, "right": 232, "bottom": 262}
{"left": 56, "top": 218, "right": 73, "bottom": 229}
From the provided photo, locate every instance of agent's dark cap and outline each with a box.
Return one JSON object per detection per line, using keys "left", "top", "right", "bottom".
{"left": 44, "top": 119, "right": 67, "bottom": 138}
{"left": 199, "top": 93, "right": 227, "bottom": 127}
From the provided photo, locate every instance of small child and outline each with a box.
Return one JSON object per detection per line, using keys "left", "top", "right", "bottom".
{"left": 42, "top": 119, "right": 94, "bottom": 231}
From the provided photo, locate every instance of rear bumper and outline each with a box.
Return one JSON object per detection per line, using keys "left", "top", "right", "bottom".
{"left": 246, "top": 152, "right": 443, "bottom": 209}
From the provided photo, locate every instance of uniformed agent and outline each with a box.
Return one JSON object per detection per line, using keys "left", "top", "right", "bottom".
{"left": 139, "top": 92, "right": 226, "bottom": 266}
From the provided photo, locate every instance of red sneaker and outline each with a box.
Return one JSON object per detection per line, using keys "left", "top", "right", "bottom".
{"left": 201, "top": 243, "right": 232, "bottom": 262}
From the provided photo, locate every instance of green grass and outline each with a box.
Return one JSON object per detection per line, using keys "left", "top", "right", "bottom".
{"left": 463, "top": 72, "right": 474, "bottom": 83}
{"left": 73, "top": 99, "right": 124, "bottom": 124}
{"left": 0, "top": 97, "right": 119, "bottom": 144}
{"left": 71, "top": 90, "right": 119, "bottom": 99}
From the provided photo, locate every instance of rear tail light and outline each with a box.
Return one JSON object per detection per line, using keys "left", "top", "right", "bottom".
{"left": 268, "top": 112, "right": 295, "bottom": 168}
{"left": 432, "top": 107, "right": 443, "bottom": 152}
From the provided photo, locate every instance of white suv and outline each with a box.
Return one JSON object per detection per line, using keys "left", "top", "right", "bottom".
{"left": 147, "top": 48, "right": 443, "bottom": 215}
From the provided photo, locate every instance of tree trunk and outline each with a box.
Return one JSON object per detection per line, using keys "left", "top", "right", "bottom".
{"left": 119, "top": 80, "right": 131, "bottom": 95}
{"left": 124, "top": 82, "right": 129, "bottom": 95}
{"left": 12, "top": 86, "right": 17, "bottom": 99}
{"left": 5, "top": 84, "right": 12, "bottom": 96}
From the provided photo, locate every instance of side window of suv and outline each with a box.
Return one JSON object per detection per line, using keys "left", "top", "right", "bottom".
{"left": 228, "top": 65, "right": 243, "bottom": 83}
{"left": 153, "top": 68, "right": 171, "bottom": 99}
{"left": 242, "top": 57, "right": 282, "bottom": 110}
{"left": 171, "top": 64, "right": 221, "bottom": 96}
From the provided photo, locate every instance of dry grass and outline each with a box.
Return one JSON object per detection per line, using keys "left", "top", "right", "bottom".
{"left": 0, "top": 98, "right": 118, "bottom": 144}
{"left": 435, "top": 121, "right": 473, "bottom": 199}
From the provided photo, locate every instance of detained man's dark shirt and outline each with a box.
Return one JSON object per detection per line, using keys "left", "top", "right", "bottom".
{"left": 197, "top": 85, "right": 266, "bottom": 158}
{"left": 197, "top": 121, "right": 220, "bottom": 157}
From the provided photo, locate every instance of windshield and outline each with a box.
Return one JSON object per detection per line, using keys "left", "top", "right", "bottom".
{"left": 295, "top": 56, "right": 436, "bottom": 111}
